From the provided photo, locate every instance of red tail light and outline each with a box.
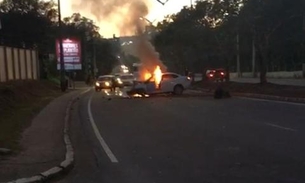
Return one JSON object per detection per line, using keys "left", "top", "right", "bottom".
{"left": 220, "top": 72, "right": 225, "bottom": 76}
{"left": 209, "top": 74, "right": 214, "bottom": 77}
{"left": 187, "top": 76, "right": 191, "bottom": 80}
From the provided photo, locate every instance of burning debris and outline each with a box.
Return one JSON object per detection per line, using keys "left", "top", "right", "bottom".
{"left": 132, "top": 93, "right": 150, "bottom": 98}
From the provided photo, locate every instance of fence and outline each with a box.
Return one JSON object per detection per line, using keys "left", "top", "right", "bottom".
{"left": 0, "top": 46, "right": 39, "bottom": 82}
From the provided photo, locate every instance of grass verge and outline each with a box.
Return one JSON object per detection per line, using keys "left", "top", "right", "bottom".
{"left": 0, "top": 80, "right": 63, "bottom": 151}
{"left": 192, "top": 80, "right": 305, "bottom": 98}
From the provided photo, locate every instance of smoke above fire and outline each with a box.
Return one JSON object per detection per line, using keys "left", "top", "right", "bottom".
{"left": 72, "top": 0, "right": 167, "bottom": 76}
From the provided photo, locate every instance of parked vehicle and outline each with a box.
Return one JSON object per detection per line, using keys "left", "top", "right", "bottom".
{"left": 206, "top": 68, "right": 227, "bottom": 82}
{"left": 95, "top": 75, "right": 123, "bottom": 92}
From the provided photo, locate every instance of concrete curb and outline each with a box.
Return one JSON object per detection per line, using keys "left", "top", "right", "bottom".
{"left": 0, "top": 148, "right": 12, "bottom": 156}
{"left": 189, "top": 89, "right": 305, "bottom": 103}
{"left": 5, "top": 89, "right": 91, "bottom": 183}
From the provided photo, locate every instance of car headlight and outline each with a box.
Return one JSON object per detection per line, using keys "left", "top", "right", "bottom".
{"left": 95, "top": 82, "right": 100, "bottom": 86}
{"left": 105, "top": 81, "right": 110, "bottom": 86}
{"left": 117, "top": 79, "right": 123, "bottom": 84}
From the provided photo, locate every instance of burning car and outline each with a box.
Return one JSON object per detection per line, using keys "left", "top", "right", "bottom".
{"left": 129, "top": 67, "right": 192, "bottom": 96}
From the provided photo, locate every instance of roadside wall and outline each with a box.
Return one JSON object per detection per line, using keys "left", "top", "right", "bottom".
{"left": 0, "top": 46, "right": 39, "bottom": 82}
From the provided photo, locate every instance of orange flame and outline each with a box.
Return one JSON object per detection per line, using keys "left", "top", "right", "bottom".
{"left": 154, "top": 65, "right": 162, "bottom": 88}
{"left": 144, "top": 72, "right": 152, "bottom": 80}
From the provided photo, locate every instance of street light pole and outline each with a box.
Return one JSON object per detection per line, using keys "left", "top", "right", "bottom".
{"left": 92, "top": 38, "right": 97, "bottom": 77}
{"left": 252, "top": 34, "right": 256, "bottom": 77}
{"left": 57, "top": 0, "right": 67, "bottom": 92}
{"left": 302, "top": 1, "right": 305, "bottom": 78}
{"left": 236, "top": 33, "right": 241, "bottom": 77}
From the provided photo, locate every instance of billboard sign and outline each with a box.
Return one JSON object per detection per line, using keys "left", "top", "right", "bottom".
{"left": 56, "top": 38, "right": 82, "bottom": 70}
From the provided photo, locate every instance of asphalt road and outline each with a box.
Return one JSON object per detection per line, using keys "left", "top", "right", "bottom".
{"left": 56, "top": 88, "right": 305, "bottom": 183}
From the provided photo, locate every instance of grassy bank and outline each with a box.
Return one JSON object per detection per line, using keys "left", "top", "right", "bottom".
{"left": 192, "top": 81, "right": 305, "bottom": 98}
{"left": 0, "top": 80, "right": 63, "bottom": 151}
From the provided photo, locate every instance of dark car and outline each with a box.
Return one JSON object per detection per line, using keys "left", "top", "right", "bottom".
{"left": 206, "top": 68, "right": 227, "bottom": 82}
{"left": 95, "top": 75, "right": 123, "bottom": 92}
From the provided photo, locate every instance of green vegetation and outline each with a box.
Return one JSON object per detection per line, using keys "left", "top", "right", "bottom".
{"left": 154, "top": 0, "right": 305, "bottom": 84}
{"left": 0, "top": 80, "right": 62, "bottom": 151}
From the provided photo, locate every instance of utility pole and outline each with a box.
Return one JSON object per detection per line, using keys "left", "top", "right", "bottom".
{"left": 302, "top": 1, "right": 305, "bottom": 78}
{"left": 92, "top": 38, "right": 97, "bottom": 78}
{"left": 236, "top": 14, "right": 241, "bottom": 78}
{"left": 57, "top": 0, "right": 67, "bottom": 92}
{"left": 236, "top": 33, "right": 241, "bottom": 77}
{"left": 190, "top": 0, "right": 193, "bottom": 9}
{"left": 252, "top": 35, "right": 256, "bottom": 77}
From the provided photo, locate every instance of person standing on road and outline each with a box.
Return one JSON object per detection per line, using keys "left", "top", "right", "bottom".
{"left": 111, "top": 77, "right": 117, "bottom": 92}
{"left": 185, "top": 69, "right": 189, "bottom": 76}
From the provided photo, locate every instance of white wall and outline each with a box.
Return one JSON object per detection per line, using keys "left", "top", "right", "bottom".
{"left": 0, "top": 46, "right": 39, "bottom": 82}
{"left": 0, "top": 47, "right": 6, "bottom": 82}
{"left": 6, "top": 47, "right": 14, "bottom": 80}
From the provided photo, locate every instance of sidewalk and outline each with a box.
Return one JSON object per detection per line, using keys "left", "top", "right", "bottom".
{"left": 0, "top": 83, "right": 89, "bottom": 182}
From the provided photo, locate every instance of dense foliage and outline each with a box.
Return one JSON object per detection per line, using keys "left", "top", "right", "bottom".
{"left": 154, "top": 0, "right": 305, "bottom": 83}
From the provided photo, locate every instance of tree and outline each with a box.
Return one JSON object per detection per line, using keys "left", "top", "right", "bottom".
{"left": 0, "top": 0, "right": 56, "bottom": 51}
{"left": 240, "top": 0, "right": 303, "bottom": 84}
{"left": 154, "top": 0, "right": 243, "bottom": 75}
{"left": 0, "top": 0, "right": 118, "bottom": 80}
{"left": 155, "top": 0, "right": 304, "bottom": 84}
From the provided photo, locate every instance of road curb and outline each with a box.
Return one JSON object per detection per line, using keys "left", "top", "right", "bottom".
{"left": 5, "top": 88, "right": 91, "bottom": 183}
{"left": 0, "top": 148, "right": 12, "bottom": 155}
{"left": 189, "top": 89, "right": 305, "bottom": 103}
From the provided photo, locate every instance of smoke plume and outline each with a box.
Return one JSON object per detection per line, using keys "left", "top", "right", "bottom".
{"left": 72, "top": 0, "right": 167, "bottom": 75}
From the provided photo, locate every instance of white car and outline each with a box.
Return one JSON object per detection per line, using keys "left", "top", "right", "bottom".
{"left": 131, "top": 72, "right": 192, "bottom": 95}
{"left": 117, "top": 73, "right": 135, "bottom": 86}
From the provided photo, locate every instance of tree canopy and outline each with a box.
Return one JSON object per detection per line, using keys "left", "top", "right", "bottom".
{"left": 154, "top": 0, "right": 305, "bottom": 83}
{"left": 0, "top": 0, "right": 118, "bottom": 80}
{"left": 1, "top": 0, "right": 304, "bottom": 83}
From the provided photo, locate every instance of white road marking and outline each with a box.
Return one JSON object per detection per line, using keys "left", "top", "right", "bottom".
{"left": 265, "top": 123, "right": 297, "bottom": 132}
{"left": 88, "top": 94, "right": 119, "bottom": 163}
{"left": 238, "top": 97, "right": 305, "bottom": 106}
{"left": 80, "top": 88, "right": 91, "bottom": 95}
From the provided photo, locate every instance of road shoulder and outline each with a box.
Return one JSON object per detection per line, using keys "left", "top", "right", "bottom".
{"left": 0, "top": 88, "right": 90, "bottom": 183}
